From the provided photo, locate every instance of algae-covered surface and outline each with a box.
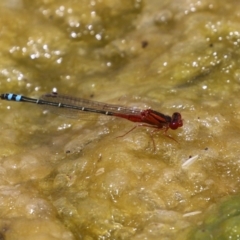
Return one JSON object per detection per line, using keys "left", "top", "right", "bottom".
{"left": 1, "top": 0, "right": 240, "bottom": 239}
{"left": 187, "top": 195, "right": 240, "bottom": 239}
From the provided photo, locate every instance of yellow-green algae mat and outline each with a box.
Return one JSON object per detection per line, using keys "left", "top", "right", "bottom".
{"left": 0, "top": 0, "right": 240, "bottom": 240}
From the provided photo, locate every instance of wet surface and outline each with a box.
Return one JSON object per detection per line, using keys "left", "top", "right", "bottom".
{"left": 1, "top": 0, "right": 240, "bottom": 239}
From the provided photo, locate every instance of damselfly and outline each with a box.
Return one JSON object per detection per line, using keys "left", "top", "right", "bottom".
{"left": 0, "top": 91, "right": 183, "bottom": 133}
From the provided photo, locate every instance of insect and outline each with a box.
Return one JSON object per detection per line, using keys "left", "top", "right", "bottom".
{"left": 1, "top": 90, "right": 183, "bottom": 148}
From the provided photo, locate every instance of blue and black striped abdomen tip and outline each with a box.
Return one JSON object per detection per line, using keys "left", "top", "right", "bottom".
{"left": 0, "top": 93, "right": 22, "bottom": 101}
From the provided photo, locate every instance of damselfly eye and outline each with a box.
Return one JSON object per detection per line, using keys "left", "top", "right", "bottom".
{"left": 169, "top": 112, "right": 183, "bottom": 130}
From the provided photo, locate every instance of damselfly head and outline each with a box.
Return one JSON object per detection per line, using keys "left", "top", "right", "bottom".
{"left": 169, "top": 112, "right": 183, "bottom": 130}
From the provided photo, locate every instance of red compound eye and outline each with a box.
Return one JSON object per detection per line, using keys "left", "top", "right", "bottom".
{"left": 169, "top": 112, "right": 183, "bottom": 130}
